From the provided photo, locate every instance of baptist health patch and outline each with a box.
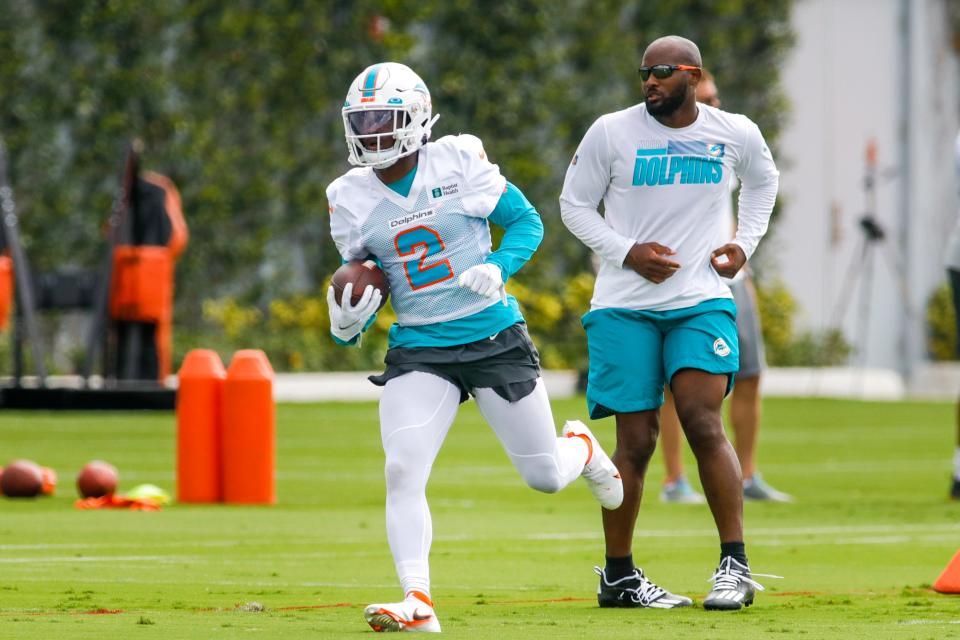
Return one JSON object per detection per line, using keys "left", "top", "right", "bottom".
{"left": 430, "top": 183, "right": 459, "bottom": 199}
{"left": 713, "top": 338, "right": 731, "bottom": 357}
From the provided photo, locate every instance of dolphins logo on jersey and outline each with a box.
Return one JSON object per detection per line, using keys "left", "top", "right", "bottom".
{"left": 707, "top": 143, "right": 725, "bottom": 158}
{"left": 713, "top": 338, "right": 731, "bottom": 357}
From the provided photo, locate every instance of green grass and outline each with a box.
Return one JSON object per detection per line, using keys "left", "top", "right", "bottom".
{"left": 1, "top": 397, "right": 959, "bottom": 638}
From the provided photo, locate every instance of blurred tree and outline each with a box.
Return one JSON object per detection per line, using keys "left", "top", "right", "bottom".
{"left": 0, "top": 1, "right": 183, "bottom": 272}
{"left": 165, "top": 0, "right": 416, "bottom": 314}
{"left": 0, "top": 1, "right": 795, "bottom": 372}
{"left": 754, "top": 276, "right": 851, "bottom": 366}
{"left": 0, "top": 0, "right": 408, "bottom": 316}
{"left": 926, "top": 281, "right": 957, "bottom": 361}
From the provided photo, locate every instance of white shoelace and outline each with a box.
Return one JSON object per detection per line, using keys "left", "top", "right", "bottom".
{"left": 625, "top": 572, "right": 667, "bottom": 606}
{"left": 708, "top": 556, "right": 782, "bottom": 592}
{"left": 595, "top": 567, "right": 667, "bottom": 606}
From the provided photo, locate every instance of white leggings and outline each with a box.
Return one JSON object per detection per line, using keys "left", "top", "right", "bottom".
{"left": 379, "top": 371, "right": 588, "bottom": 599}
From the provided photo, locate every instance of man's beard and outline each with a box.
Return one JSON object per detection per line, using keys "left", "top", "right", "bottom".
{"left": 645, "top": 87, "right": 687, "bottom": 117}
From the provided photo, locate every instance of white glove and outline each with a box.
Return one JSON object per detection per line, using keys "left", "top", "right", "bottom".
{"left": 457, "top": 263, "right": 506, "bottom": 305}
{"left": 327, "top": 283, "right": 382, "bottom": 343}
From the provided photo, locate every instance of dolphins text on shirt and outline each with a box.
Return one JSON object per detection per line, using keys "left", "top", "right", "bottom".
{"left": 632, "top": 141, "right": 725, "bottom": 187}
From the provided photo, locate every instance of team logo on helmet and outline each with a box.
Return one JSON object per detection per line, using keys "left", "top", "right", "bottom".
{"left": 359, "top": 65, "right": 385, "bottom": 102}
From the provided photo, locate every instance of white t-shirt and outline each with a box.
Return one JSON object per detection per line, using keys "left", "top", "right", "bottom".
{"left": 327, "top": 134, "right": 507, "bottom": 326}
{"left": 559, "top": 103, "right": 779, "bottom": 311}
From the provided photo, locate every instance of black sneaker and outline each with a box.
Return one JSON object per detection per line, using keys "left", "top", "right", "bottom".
{"left": 951, "top": 478, "right": 960, "bottom": 500}
{"left": 703, "top": 556, "right": 780, "bottom": 610}
{"left": 595, "top": 566, "right": 693, "bottom": 608}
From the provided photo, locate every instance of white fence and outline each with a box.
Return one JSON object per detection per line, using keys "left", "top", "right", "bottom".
{"left": 8, "top": 364, "right": 960, "bottom": 403}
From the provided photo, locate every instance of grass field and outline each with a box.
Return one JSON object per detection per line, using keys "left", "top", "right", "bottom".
{"left": 1, "top": 396, "right": 959, "bottom": 639}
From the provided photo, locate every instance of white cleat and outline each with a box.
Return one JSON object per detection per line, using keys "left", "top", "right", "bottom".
{"left": 563, "top": 420, "right": 623, "bottom": 510}
{"left": 364, "top": 592, "right": 441, "bottom": 633}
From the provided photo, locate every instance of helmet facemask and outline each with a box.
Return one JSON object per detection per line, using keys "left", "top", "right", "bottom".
{"left": 344, "top": 107, "right": 419, "bottom": 169}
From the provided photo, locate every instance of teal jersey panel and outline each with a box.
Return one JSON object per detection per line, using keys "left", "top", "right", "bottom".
{"left": 388, "top": 294, "right": 524, "bottom": 348}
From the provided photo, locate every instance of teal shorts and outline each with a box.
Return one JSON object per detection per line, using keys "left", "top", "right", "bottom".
{"left": 582, "top": 298, "right": 739, "bottom": 419}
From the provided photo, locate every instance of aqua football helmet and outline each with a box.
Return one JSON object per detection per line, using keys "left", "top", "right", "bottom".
{"left": 342, "top": 62, "right": 438, "bottom": 169}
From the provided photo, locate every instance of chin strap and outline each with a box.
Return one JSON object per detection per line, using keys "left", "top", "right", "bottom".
{"left": 424, "top": 113, "right": 440, "bottom": 137}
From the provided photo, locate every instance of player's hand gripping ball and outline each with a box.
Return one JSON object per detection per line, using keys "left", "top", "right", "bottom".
{"left": 331, "top": 260, "right": 390, "bottom": 310}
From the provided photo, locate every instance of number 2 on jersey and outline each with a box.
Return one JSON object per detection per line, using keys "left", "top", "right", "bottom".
{"left": 394, "top": 225, "right": 454, "bottom": 290}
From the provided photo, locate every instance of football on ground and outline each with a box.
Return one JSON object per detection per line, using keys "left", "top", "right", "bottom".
{"left": 1, "top": 459, "right": 44, "bottom": 498}
{"left": 332, "top": 260, "right": 389, "bottom": 310}
{"left": 76, "top": 460, "right": 119, "bottom": 498}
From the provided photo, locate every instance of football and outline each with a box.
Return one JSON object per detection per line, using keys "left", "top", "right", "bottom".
{"left": 331, "top": 260, "right": 389, "bottom": 310}
{"left": 77, "top": 460, "right": 119, "bottom": 498}
{"left": 1, "top": 459, "right": 44, "bottom": 498}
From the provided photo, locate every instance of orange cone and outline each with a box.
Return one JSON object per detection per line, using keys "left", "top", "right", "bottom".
{"left": 0, "top": 255, "right": 12, "bottom": 331}
{"left": 40, "top": 467, "right": 57, "bottom": 496}
{"left": 176, "top": 349, "right": 226, "bottom": 503}
{"left": 934, "top": 550, "right": 960, "bottom": 594}
{"left": 222, "top": 350, "right": 275, "bottom": 504}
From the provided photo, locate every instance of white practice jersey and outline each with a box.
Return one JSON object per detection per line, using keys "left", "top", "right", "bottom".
{"left": 327, "top": 134, "right": 507, "bottom": 326}
{"left": 560, "top": 103, "right": 779, "bottom": 311}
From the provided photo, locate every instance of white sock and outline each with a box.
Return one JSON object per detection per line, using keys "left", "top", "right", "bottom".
{"left": 379, "top": 372, "right": 460, "bottom": 607}
{"left": 400, "top": 575, "right": 431, "bottom": 602}
{"left": 953, "top": 447, "right": 960, "bottom": 481}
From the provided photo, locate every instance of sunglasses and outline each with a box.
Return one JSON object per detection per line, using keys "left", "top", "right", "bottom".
{"left": 638, "top": 64, "right": 701, "bottom": 81}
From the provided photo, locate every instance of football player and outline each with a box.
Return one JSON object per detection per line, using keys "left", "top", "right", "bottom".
{"left": 560, "top": 36, "right": 781, "bottom": 610}
{"left": 326, "top": 62, "right": 623, "bottom": 633}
